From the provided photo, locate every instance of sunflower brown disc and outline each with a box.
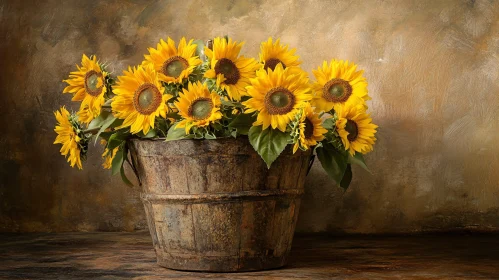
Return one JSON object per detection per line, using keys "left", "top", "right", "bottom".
{"left": 323, "top": 78, "right": 352, "bottom": 103}
{"left": 162, "top": 56, "right": 189, "bottom": 78}
{"left": 264, "top": 58, "right": 286, "bottom": 71}
{"left": 84, "top": 70, "right": 104, "bottom": 96}
{"left": 215, "top": 58, "right": 240, "bottom": 85}
{"left": 188, "top": 97, "right": 213, "bottom": 120}
{"left": 304, "top": 118, "right": 314, "bottom": 139}
{"left": 345, "top": 119, "right": 359, "bottom": 141}
{"left": 133, "top": 83, "right": 162, "bottom": 115}
{"left": 264, "top": 87, "right": 295, "bottom": 115}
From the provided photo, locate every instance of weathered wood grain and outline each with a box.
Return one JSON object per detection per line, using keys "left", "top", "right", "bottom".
{"left": 128, "top": 137, "right": 312, "bottom": 271}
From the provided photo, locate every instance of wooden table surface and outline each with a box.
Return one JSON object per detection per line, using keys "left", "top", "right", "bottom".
{"left": 1, "top": 232, "right": 498, "bottom": 279}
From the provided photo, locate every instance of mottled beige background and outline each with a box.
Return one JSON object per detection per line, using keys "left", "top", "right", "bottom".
{"left": 0, "top": 0, "right": 498, "bottom": 233}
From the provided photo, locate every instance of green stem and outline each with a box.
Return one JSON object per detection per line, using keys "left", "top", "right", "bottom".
{"left": 83, "top": 127, "right": 100, "bottom": 135}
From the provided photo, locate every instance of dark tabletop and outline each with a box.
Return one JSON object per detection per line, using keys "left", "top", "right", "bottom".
{"left": 1, "top": 232, "right": 498, "bottom": 279}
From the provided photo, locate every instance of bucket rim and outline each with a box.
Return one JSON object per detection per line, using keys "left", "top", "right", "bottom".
{"left": 128, "top": 135, "right": 247, "bottom": 143}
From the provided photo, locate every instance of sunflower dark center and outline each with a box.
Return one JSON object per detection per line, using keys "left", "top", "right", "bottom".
{"left": 345, "top": 119, "right": 358, "bottom": 141}
{"left": 304, "top": 118, "right": 314, "bottom": 139}
{"left": 264, "top": 87, "right": 295, "bottom": 115}
{"left": 188, "top": 98, "right": 213, "bottom": 119}
{"left": 162, "top": 56, "right": 188, "bottom": 78}
{"left": 215, "top": 58, "right": 240, "bottom": 85}
{"left": 133, "top": 83, "right": 162, "bottom": 115}
{"left": 264, "top": 58, "right": 286, "bottom": 71}
{"left": 84, "top": 70, "right": 103, "bottom": 96}
{"left": 323, "top": 78, "right": 352, "bottom": 103}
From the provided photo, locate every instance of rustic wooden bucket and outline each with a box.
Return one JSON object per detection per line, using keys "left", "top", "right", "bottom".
{"left": 128, "top": 137, "right": 311, "bottom": 272}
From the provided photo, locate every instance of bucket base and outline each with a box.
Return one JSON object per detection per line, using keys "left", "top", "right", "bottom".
{"left": 156, "top": 252, "right": 287, "bottom": 272}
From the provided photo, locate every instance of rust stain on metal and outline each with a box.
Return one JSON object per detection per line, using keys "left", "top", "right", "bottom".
{"left": 129, "top": 137, "right": 311, "bottom": 272}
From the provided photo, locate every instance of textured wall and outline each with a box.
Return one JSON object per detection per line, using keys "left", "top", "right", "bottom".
{"left": 0, "top": 0, "right": 498, "bottom": 233}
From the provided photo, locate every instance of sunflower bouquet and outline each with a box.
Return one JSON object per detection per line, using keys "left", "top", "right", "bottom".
{"left": 54, "top": 36, "right": 378, "bottom": 189}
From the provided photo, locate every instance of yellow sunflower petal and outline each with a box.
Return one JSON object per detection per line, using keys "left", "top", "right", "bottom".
{"left": 173, "top": 81, "right": 222, "bottom": 134}
{"left": 53, "top": 107, "right": 86, "bottom": 169}
{"left": 311, "top": 59, "right": 370, "bottom": 113}
{"left": 111, "top": 64, "right": 171, "bottom": 135}
{"left": 205, "top": 37, "right": 259, "bottom": 101}
{"left": 142, "top": 37, "right": 202, "bottom": 84}
{"left": 259, "top": 37, "right": 301, "bottom": 71}
{"left": 243, "top": 63, "right": 312, "bottom": 132}
{"left": 335, "top": 103, "right": 377, "bottom": 155}
{"left": 62, "top": 54, "right": 107, "bottom": 124}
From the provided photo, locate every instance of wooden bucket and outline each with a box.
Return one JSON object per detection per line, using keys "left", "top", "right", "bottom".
{"left": 128, "top": 137, "right": 311, "bottom": 272}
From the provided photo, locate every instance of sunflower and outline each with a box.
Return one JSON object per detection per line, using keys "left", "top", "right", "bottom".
{"left": 112, "top": 64, "right": 172, "bottom": 135}
{"left": 259, "top": 37, "right": 301, "bottom": 71}
{"left": 293, "top": 104, "right": 328, "bottom": 153}
{"left": 204, "top": 37, "right": 259, "bottom": 101}
{"left": 53, "top": 107, "right": 89, "bottom": 169}
{"left": 102, "top": 147, "right": 118, "bottom": 169}
{"left": 77, "top": 105, "right": 93, "bottom": 124}
{"left": 311, "top": 59, "right": 370, "bottom": 113}
{"left": 142, "top": 37, "right": 202, "bottom": 84}
{"left": 336, "top": 103, "right": 378, "bottom": 156}
{"left": 174, "top": 81, "right": 222, "bottom": 133}
{"left": 63, "top": 54, "right": 107, "bottom": 124}
{"left": 243, "top": 63, "right": 312, "bottom": 132}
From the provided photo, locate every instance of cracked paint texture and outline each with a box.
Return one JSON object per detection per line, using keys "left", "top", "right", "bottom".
{"left": 0, "top": 0, "right": 498, "bottom": 233}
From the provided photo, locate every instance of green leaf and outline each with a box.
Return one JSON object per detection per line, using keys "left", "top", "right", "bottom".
{"left": 340, "top": 164, "right": 352, "bottom": 191}
{"left": 204, "top": 132, "right": 216, "bottom": 139}
{"left": 154, "top": 118, "right": 170, "bottom": 137}
{"left": 98, "top": 131, "right": 113, "bottom": 142}
{"left": 322, "top": 118, "right": 335, "bottom": 130}
{"left": 212, "top": 122, "right": 223, "bottom": 131}
{"left": 248, "top": 126, "right": 290, "bottom": 168}
{"left": 120, "top": 165, "right": 134, "bottom": 187}
{"left": 94, "top": 115, "right": 123, "bottom": 144}
{"left": 88, "top": 110, "right": 111, "bottom": 130}
{"left": 111, "top": 149, "right": 124, "bottom": 176}
{"left": 228, "top": 114, "right": 255, "bottom": 135}
{"left": 221, "top": 99, "right": 245, "bottom": 108}
{"left": 107, "top": 131, "right": 130, "bottom": 150}
{"left": 192, "top": 39, "right": 205, "bottom": 58}
{"left": 166, "top": 112, "right": 180, "bottom": 119}
{"left": 348, "top": 153, "right": 371, "bottom": 173}
{"left": 316, "top": 142, "right": 348, "bottom": 184}
{"left": 192, "top": 127, "right": 204, "bottom": 139}
{"left": 165, "top": 124, "right": 188, "bottom": 141}
{"left": 137, "top": 129, "right": 157, "bottom": 139}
